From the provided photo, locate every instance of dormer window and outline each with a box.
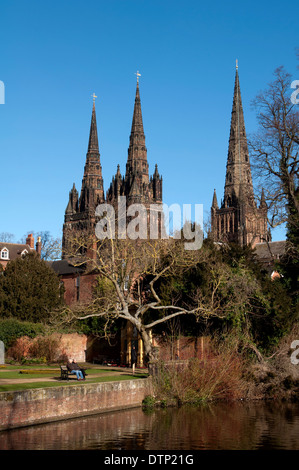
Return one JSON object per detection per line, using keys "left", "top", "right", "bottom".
{"left": 1, "top": 248, "right": 9, "bottom": 260}
{"left": 21, "top": 249, "right": 28, "bottom": 257}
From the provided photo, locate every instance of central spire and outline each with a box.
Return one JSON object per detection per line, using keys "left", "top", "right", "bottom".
{"left": 125, "top": 75, "right": 149, "bottom": 197}
{"left": 87, "top": 98, "right": 99, "bottom": 154}
{"left": 128, "top": 79, "right": 146, "bottom": 159}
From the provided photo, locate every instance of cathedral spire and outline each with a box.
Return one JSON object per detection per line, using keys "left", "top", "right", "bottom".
{"left": 210, "top": 62, "right": 268, "bottom": 247}
{"left": 212, "top": 189, "right": 218, "bottom": 209}
{"left": 125, "top": 74, "right": 149, "bottom": 200}
{"left": 223, "top": 62, "right": 254, "bottom": 207}
{"left": 87, "top": 96, "right": 99, "bottom": 154}
{"left": 79, "top": 97, "right": 104, "bottom": 212}
{"left": 128, "top": 76, "right": 146, "bottom": 159}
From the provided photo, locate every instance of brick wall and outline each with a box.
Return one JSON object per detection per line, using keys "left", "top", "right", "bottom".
{"left": 0, "top": 378, "right": 152, "bottom": 431}
{"left": 153, "top": 335, "right": 210, "bottom": 361}
{"left": 61, "top": 273, "right": 98, "bottom": 306}
{"left": 7, "top": 333, "right": 88, "bottom": 363}
{"left": 55, "top": 333, "right": 88, "bottom": 362}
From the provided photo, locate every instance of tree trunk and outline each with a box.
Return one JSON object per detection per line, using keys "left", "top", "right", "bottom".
{"left": 138, "top": 326, "right": 156, "bottom": 363}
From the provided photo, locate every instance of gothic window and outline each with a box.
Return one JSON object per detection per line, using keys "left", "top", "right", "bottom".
{"left": 0, "top": 248, "right": 9, "bottom": 260}
{"left": 221, "top": 216, "right": 224, "bottom": 234}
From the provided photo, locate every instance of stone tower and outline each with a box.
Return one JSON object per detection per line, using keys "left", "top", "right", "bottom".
{"left": 62, "top": 78, "right": 163, "bottom": 258}
{"left": 62, "top": 98, "right": 105, "bottom": 258}
{"left": 211, "top": 63, "right": 269, "bottom": 247}
{"left": 106, "top": 78, "right": 162, "bottom": 206}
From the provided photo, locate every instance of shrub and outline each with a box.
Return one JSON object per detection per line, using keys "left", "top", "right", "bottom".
{"left": 28, "top": 336, "right": 60, "bottom": 363}
{"left": 152, "top": 342, "right": 247, "bottom": 404}
{"left": 0, "top": 318, "right": 45, "bottom": 347}
{"left": 142, "top": 395, "right": 157, "bottom": 409}
{"left": 7, "top": 336, "right": 32, "bottom": 362}
{"left": 6, "top": 333, "right": 62, "bottom": 363}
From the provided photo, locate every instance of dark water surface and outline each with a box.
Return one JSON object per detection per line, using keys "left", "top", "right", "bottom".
{"left": 1, "top": 401, "right": 299, "bottom": 450}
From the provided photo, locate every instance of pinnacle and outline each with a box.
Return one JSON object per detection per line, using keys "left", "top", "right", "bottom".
{"left": 87, "top": 101, "right": 100, "bottom": 154}
{"left": 130, "top": 80, "right": 145, "bottom": 138}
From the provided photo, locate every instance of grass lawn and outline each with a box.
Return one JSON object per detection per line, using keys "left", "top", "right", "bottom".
{"left": 0, "top": 364, "right": 148, "bottom": 392}
{"left": 0, "top": 374, "right": 146, "bottom": 392}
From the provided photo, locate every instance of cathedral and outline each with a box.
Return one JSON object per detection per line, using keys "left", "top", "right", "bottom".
{"left": 51, "top": 66, "right": 277, "bottom": 365}
{"left": 210, "top": 63, "right": 269, "bottom": 247}
{"left": 62, "top": 65, "right": 269, "bottom": 257}
{"left": 62, "top": 77, "right": 162, "bottom": 258}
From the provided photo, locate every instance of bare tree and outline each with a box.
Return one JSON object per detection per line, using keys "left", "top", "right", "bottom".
{"left": 56, "top": 226, "right": 264, "bottom": 362}
{"left": 249, "top": 66, "right": 299, "bottom": 233}
{"left": 0, "top": 232, "right": 15, "bottom": 243}
{"left": 19, "top": 231, "right": 62, "bottom": 260}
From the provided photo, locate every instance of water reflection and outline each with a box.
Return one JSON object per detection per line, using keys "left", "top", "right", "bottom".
{"left": 0, "top": 401, "right": 299, "bottom": 450}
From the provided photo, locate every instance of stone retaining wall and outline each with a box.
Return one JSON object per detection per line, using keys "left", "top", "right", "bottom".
{"left": 0, "top": 378, "right": 152, "bottom": 431}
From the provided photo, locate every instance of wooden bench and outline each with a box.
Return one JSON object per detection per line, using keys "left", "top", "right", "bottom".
{"left": 60, "top": 365, "right": 73, "bottom": 380}
{"left": 60, "top": 365, "right": 87, "bottom": 380}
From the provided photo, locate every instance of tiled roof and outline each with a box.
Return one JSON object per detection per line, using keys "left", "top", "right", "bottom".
{"left": 49, "top": 259, "right": 84, "bottom": 275}
{"left": 254, "top": 241, "right": 286, "bottom": 261}
{"left": 0, "top": 242, "right": 33, "bottom": 261}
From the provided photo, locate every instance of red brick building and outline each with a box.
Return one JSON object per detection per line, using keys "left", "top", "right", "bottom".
{"left": 0, "top": 234, "right": 41, "bottom": 270}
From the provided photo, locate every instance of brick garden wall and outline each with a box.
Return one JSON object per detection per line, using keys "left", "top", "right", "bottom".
{"left": 7, "top": 333, "right": 88, "bottom": 363}
{"left": 153, "top": 335, "right": 211, "bottom": 361}
{"left": 0, "top": 378, "right": 152, "bottom": 431}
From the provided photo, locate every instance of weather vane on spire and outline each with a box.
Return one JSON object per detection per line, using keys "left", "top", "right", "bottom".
{"left": 91, "top": 93, "right": 97, "bottom": 102}
{"left": 135, "top": 70, "right": 141, "bottom": 83}
{"left": 236, "top": 59, "right": 238, "bottom": 70}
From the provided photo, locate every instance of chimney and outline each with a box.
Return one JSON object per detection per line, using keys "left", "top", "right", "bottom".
{"left": 36, "top": 236, "right": 42, "bottom": 256}
{"left": 26, "top": 234, "right": 35, "bottom": 249}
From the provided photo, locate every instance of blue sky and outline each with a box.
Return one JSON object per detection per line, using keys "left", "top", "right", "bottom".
{"left": 0, "top": 0, "right": 298, "bottom": 243}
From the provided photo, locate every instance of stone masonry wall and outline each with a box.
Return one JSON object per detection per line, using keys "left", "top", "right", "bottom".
{"left": 0, "top": 378, "right": 152, "bottom": 431}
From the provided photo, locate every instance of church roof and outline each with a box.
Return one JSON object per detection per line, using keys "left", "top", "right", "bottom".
{"left": 49, "top": 259, "right": 84, "bottom": 275}
{"left": 254, "top": 241, "right": 286, "bottom": 262}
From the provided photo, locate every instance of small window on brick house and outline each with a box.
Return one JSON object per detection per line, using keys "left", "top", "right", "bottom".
{"left": 0, "top": 248, "right": 9, "bottom": 260}
{"left": 75, "top": 276, "right": 80, "bottom": 301}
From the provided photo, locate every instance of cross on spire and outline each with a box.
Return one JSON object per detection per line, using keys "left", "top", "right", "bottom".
{"left": 91, "top": 92, "right": 97, "bottom": 102}
{"left": 135, "top": 70, "right": 141, "bottom": 83}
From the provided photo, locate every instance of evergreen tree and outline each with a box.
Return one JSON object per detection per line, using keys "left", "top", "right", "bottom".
{"left": 0, "top": 252, "right": 64, "bottom": 323}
